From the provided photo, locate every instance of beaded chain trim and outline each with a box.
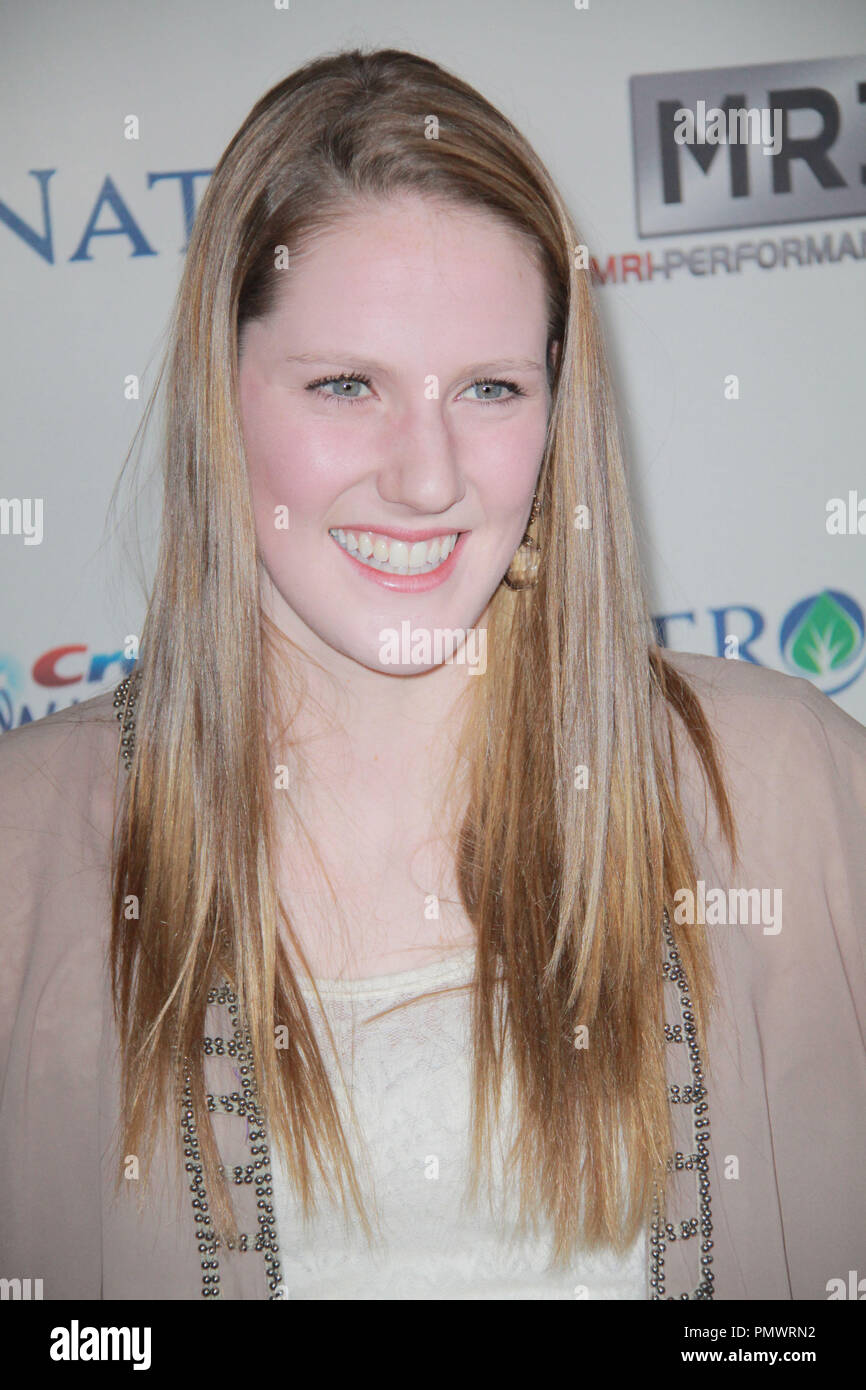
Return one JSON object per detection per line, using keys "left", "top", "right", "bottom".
{"left": 113, "top": 669, "right": 714, "bottom": 1300}
{"left": 114, "top": 671, "right": 285, "bottom": 1299}
{"left": 651, "top": 909, "right": 715, "bottom": 1298}
{"left": 182, "top": 986, "right": 285, "bottom": 1298}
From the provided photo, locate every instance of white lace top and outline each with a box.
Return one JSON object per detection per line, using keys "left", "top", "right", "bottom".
{"left": 270, "top": 946, "right": 647, "bottom": 1299}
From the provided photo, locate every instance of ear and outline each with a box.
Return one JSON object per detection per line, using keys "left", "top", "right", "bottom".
{"left": 548, "top": 339, "right": 561, "bottom": 372}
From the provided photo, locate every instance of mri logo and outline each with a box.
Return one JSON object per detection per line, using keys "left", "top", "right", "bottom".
{"left": 630, "top": 55, "right": 866, "bottom": 236}
{"left": 780, "top": 590, "right": 866, "bottom": 696}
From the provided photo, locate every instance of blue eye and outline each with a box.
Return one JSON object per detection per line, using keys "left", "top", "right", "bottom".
{"left": 307, "top": 373, "right": 373, "bottom": 405}
{"left": 462, "top": 378, "right": 524, "bottom": 406}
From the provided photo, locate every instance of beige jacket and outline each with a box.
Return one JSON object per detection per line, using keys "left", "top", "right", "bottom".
{"left": 1, "top": 650, "right": 864, "bottom": 1300}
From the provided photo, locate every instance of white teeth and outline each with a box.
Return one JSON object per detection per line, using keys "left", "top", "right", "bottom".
{"left": 408, "top": 541, "right": 428, "bottom": 567}
{"left": 329, "top": 528, "right": 460, "bottom": 574}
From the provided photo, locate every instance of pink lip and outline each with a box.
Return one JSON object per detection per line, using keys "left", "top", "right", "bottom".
{"left": 333, "top": 524, "right": 463, "bottom": 542}
{"left": 331, "top": 530, "right": 466, "bottom": 592}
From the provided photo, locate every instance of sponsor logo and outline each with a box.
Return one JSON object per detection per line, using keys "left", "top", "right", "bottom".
{"left": 653, "top": 589, "right": 866, "bottom": 698}
{"left": 0, "top": 644, "right": 135, "bottom": 730}
{"left": 631, "top": 57, "right": 866, "bottom": 236}
{"left": 779, "top": 590, "right": 866, "bottom": 695}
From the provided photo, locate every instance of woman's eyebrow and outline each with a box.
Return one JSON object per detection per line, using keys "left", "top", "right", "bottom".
{"left": 283, "top": 351, "right": 545, "bottom": 375}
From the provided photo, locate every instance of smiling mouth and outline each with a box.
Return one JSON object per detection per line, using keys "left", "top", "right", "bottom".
{"left": 328, "top": 528, "right": 461, "bottom": 576}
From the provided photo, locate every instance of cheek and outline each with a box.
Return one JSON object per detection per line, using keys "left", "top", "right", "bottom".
{"left": 240, "top": 390, "right": 341, "bottom": 529}
{"left": 473, "top": 414, "right": 548, "bottom": 512}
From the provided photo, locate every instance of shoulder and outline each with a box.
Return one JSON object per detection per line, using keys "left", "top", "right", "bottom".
{"left": 660, "top": 648, "right": 866, "bottom": 792}
{"left": 0, "top": 687, "right": 122, "bottom": 818}
{"left": 0, "top": 688, "right": 125, "bottom": 1092}
{"left": 658, "top": 651, "right": 866, "bottom": 943}
{"left": 0, "top": 684, "right": 121, "bottom": 756}
{"left": 660, "top": 650, "right": 866, "bottom": 978}
{"left": 662, "top": 646, "right": 865, "bottom": 738}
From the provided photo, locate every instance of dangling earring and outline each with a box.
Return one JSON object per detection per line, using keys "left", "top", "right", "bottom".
{"left": 503, "top": 492, "right": 541, "bottom": 590}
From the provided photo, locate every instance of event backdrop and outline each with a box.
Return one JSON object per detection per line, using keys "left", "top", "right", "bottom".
{"left": 2, "top": 0, "right": 865, "bottom": 729}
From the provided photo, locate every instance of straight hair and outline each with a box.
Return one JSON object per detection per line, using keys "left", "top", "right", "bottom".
{"left": 110, "top": 47, "right": 737, "bottom": 1267}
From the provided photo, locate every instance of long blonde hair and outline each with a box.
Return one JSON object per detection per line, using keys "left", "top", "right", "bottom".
{"left": 110, "top": 46, "right": 737, "bottom": 1267}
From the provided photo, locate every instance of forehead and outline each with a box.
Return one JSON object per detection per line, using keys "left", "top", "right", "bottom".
{"left": 258, "top": 193, "right": 548, "bottom": 338}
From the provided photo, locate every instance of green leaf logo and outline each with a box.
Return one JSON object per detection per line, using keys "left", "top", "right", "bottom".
{"left": 788, "top": 592, "right": 859, "bottom": 675}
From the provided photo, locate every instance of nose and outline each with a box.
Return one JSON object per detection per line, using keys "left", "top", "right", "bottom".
{"left": 374, "top": 388, "right": 465, "bottom": 517}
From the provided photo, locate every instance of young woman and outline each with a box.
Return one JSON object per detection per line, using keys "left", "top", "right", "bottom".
{"left": 1, "top": 47, "right": 864, "bottom": 1302}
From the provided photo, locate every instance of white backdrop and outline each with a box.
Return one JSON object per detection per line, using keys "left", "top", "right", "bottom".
{"left": 2, "top": 0, "right": 864, "bottom": 729}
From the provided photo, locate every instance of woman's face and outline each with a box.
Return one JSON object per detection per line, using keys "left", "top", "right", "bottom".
{"left": 238, "top": 193, "right": 555, "bottom": 676}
